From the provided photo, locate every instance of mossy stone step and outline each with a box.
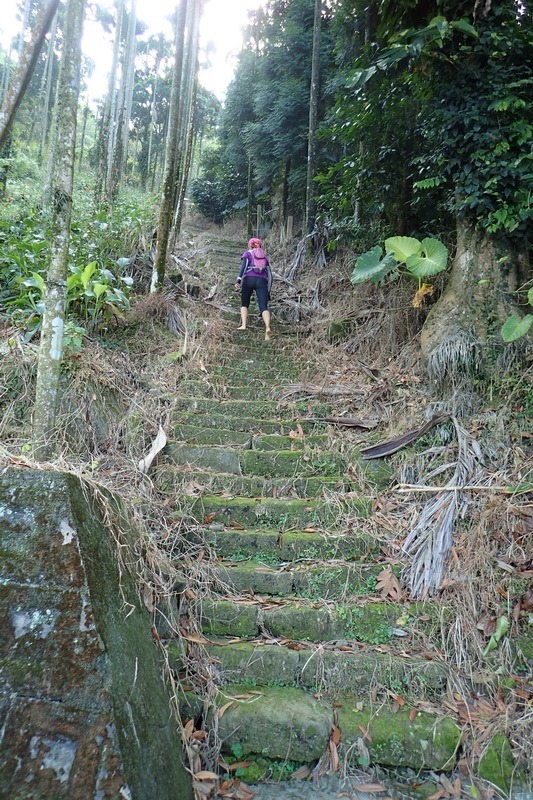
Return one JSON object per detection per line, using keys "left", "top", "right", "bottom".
{"left": 178, "top": 683, "right": 461, "bottom": 773}
{"left": 172, "top": 424, "right": 252, "bottom": 448}
{"left": 164, "top": 445, "right": 349, "bottom": 481}
{"left": 190, "top": 527, "right": 378, "bottom": 561}
{"left": 241, "top": 448, "right": 345, "bottom": 477}
{"left": 251, "top": 433, "right": 329, "bottom": 451}
{"left": 203, "top": 363, "right": 302, "bottom": 380}
{"left": 174, "top": 493, "right": 369, "bottom": 529}
{"left": 171, "top": 423, "right": 328, "bottom": 452}
{"left": 155, "top": 465, "right": 348, "bottom": 499}
{"left": 172, "top": 410, "right": 324, "bottom": 435}
{"left": 192, "top": 640, "right": 449, "bottom": 700}
{"left": 180, "top": 380, "right": 291, "bottom": 401}
{"left": 173, "top": 396, "right": 333, "bottom": 420}
{"left": 212, "top": 560, "right": 388, "bottom": 599}
{"left": 197, "top": 598, "right": 439, "bottom": 647}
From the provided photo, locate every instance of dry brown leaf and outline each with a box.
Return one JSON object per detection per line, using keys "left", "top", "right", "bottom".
{"left": 354, "top": 784, "right": 387, "bottom": 793}
{"left": 184, "top": 633, "right": 209, "bottom": 644}
{"left": 358, "top": 724, "right": 372, "bottom": 743}
{"left": 427, "top": 790, "right": 445, "bottom": 800}
{"left": 329, "top": 739, "right": 339, "bottom": 772}
{"left": 376, "top": 566, "right": 402, "bottom": 600}
{"left": 409, "top": 709, "right": 417, "bottom": 722}
{"left": 290, "top": 765, "right": 311, "bottom": 780}
{"left": 194, "top": 770, "right": 219, "bottom": 781}
{"left": 183, "top": 718, "right": 195, "bottom": 741}
{"left": 218, "top": 701, "right": 236, "bottom": 718}
{"left": 203, "top": 512, "right": 216, "bottom": 525}
{"left": 331, "top": 724, "right": 341, "bottom": 744}
{"left": 225, "top": 761, "right": 252, "bottom": 772}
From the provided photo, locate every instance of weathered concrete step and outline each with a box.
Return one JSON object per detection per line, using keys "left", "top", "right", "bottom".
{"left": 164, "top": 444, "right": 346, "bottom": 478}
{"left": 178, "top": 684, "right": 461, "bottom": 773}
{"left": 173, "top": 396, "right": 333, "bottom": 420}
{"left": 172, "top": 410, "right": 324, "bottom": 435}
{"left": 212, "top": 560, "right": 388, "bottom": 599}
{"left": 173, "top": 640, "right": 448, "bottom": 701}
{"left": 155, "top": 465, "right": 351, "bottom": 499}
{"left": 171, "top": 422, "right": 329, "bottom": 452}
{"left": 173, "top": 493, "right": 370, "bottom": 528}
{"left": 180, "top": 380, "right": 292, "bottom": 401}
{"left": 203, "top": 363, "right": 304, "bottom": 380}
{"left": 189, "top": 527, "right": 378, "bottom": 560}
{"left": 197, "top": 598, "right": 439, "bottom": 647}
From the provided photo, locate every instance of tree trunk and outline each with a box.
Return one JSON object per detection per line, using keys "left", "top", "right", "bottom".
{"left": 32, "top": 0, "right": 85, "bottom": 461}
{"left": 420, "top": 220, "right": 521, "bottom": 392}
{"left": 153, "top": 0, "right": 188, "bottom": 291}
{"left": 0, "top": 0, "right": 61, "bottom": 152}
{"left": 304, "top": 0, "right": 321, "bottom": 235}
{"left": 94, "top": 0, "right": 124, "bottom": 203}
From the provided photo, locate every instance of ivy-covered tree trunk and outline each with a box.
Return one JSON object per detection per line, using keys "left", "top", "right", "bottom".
{"left": 32, "top": 0, "right": 85, "bottom": 460}
{"left": 420, "top": 220, "right": 520, "bottom": 391}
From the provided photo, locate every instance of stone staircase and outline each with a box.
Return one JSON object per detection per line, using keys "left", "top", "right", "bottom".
{"left": 154, "top": 234, "right": 461, "bottom": 785}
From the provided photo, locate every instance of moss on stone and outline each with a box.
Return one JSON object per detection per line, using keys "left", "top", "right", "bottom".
{"left": 477, "top": 734, "right": 514, "bottom": 793}
{"left": 338, "top": 706, "right": 461, "bottom": 770}
{"left": 215, "top": 684, "right": 332, "bottom": 762}
{"left": 199, "top": 600, "right": 258, "bottom": 638}
{"left": 165, "top": 443, "right": 242, "bottom": 475}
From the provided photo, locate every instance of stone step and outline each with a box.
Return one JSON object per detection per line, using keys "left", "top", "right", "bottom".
{"left": 203, "top": 363, "right": 304, "bottom": 379}
{"left": 187, "top": 526, "right": 378, "bottom": 560}
{"left": 172, "top": 410, "right": 324, "bottom": 435}
{"left": 196, "top": 598, "right": 439, "bottom": 648}
{"left": 180, "top": 380, "right": 293, "bottom": 401}
{"left": 155, "top": 466, "right": 351, "bottom": 499}
{"left": 173, "top": 493, "right": 370, "bottom": 529}
{"left": 177, "top": 684, "right": 461, "bottom": 775}
{"left": 211, "top": 560, "right": 389, "bottom": 600}
{"left": 164, "top": 444, "right": 346, "bottom": 479}
{"left": 173, "top": 396, "right": 333, "bottom": 420}
{"left": 171, "top": 639, "right": 448, "bottom": 701}
{"left": 170, "top": 422, "right": 329, "bottom": 452}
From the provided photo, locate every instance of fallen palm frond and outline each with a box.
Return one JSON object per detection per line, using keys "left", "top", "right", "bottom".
{"left": 402, "top": 417, "right": 484, "bottom": 598}
{"left": 360, "top": 412, "right": 450, "bottom": 459}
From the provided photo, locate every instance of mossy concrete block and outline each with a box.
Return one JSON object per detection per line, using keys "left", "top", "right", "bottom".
{"left": 360, "top": 458, "right": 394, "bottom": 490}
{"left": 298, "top": 649, "right": 448, "bottom": 699}
{"left": 292, "top": 564, "right": 384, "bottom": 600}
{"left": 262, "top": 604, "right": 334, "bottom": 641}
{"left": 0, "top": 468, "right": 192, "bottom": 800}
{"left": 252, "top": 434, "right": 329, "bottom": 451}
{"left": 215, "top": 685, "right": 333, "bottom": 761}
{"left": 209, "top": 642, "right": 300, "bottom": 686}
{"left": 279, "top": 531, "right": 378, "bottom": 561}
{"left": 174, "top": 397, "right": 288, "bottom": 420}
{"left": 215, "top": 563, "right": 293, "bottom": 595}
{"left": 477, "top": 734, "right": 514, "bottom": 794}
{"left": 173, "top": 410, "right": 322, "bottom": 435}
{"left": 241, "top": 449, "right": 345, "bottom": 478}
{"left": 179, "top": 494, "right": 337, "bottom": 530}
{"left": 198, "top": 529, "right": 282, "bottom": 559}
{"left": 339, "top": 706, "right": 461, "bottom": 770}
{"left": 331, "top": 602, "right": 404, "bottom": 645}
{"left": 165, "top": 443, "right": 242, "bottom": 475}
{"left": 173, "top": 424, "right": 251, "bottom": 448}
{"left": 199, "top": 600, "right": 258, "bottom": 638}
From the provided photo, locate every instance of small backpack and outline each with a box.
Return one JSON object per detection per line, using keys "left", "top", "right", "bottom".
{"left": 249, "top": 247, "right": 269, "bottom": 271}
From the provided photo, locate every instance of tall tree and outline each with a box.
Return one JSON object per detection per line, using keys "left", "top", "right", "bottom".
{"left": 153, "top": 0, "right": 188, "bottom": 290}
{"left": 32, "top": 0, "right": 86, "bottom": 460}
{"left": 0, "top": 0, "right": 61, "bottom": 151}
{"left": 304, "top": 0, "right": 322, "bottom": 233}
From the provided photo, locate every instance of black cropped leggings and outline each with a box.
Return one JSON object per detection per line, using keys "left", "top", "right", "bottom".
{"left": 241, "top": 275, "right": 269, "bottom": 313}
